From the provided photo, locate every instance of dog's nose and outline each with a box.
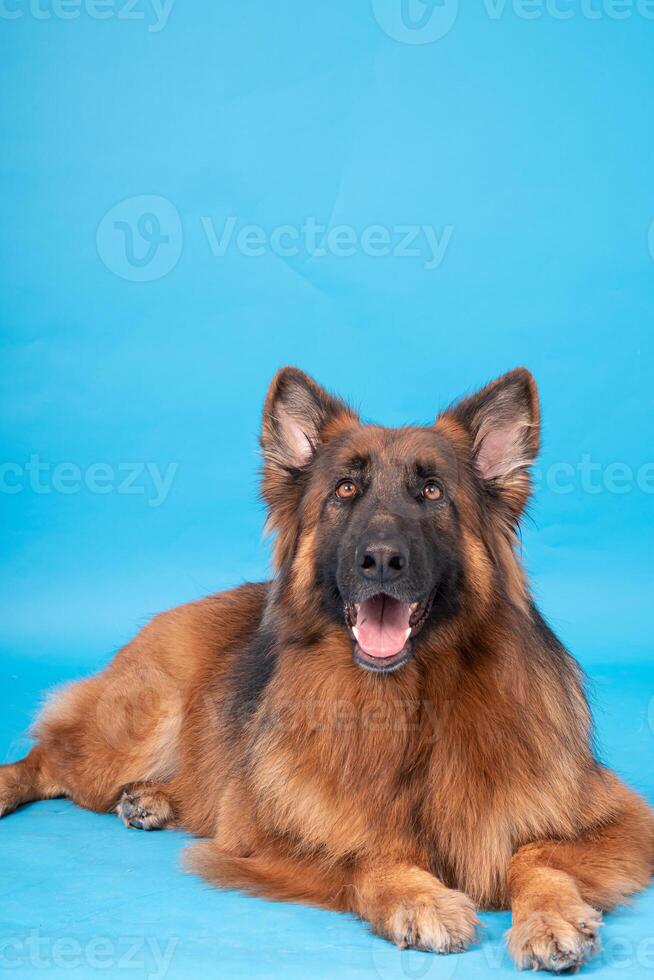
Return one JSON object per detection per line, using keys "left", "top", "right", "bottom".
{"left": 356, "top": 540, "right": 409, "bottom": 584}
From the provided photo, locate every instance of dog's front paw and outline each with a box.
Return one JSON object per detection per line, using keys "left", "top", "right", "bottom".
{"left": 377, "top": 886, "right": 479, "bottom": 953}
{"left": 507, "top": 902, "right": 602, "bottom": 972}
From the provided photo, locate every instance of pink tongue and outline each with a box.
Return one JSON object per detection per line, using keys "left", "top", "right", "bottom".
{"left": 355, "top": 596, "right": 411, "bottom": 659}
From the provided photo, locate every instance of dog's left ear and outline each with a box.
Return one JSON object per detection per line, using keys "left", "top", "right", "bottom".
{"left": 441, "top": 368, "right": 540, "bottom": 517}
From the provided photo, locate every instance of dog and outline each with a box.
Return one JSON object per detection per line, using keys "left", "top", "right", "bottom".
{"left": 2, "top": 367, "right": 652, "bottom": 971}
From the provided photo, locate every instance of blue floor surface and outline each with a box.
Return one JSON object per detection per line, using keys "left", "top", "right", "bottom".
{"left": 2, "top": 650, "right": 653, "bottom": 980}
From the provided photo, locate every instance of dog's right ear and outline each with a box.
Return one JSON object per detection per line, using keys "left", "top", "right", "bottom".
{"left": 261, "top": 367, "right": 355, "bottom": 474}
{"left": 261, "top": 367, "right": 357, "bottom": 567}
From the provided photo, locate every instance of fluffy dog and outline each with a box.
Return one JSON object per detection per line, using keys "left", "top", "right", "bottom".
{"left": 2, "top": 367, "right": 652, "bottom": 971}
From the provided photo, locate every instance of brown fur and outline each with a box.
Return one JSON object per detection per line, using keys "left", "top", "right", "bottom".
{"left": 1, "top": 367, "right": 652, "bottom": 972}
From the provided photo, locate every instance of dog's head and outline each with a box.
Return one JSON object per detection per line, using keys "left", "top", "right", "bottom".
{"left": 261, "top": 367, "right": 540, "bottom": 673}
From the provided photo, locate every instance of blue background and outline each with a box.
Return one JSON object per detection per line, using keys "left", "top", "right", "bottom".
{"left": 1, "top": 2, "right": 653, "bottom": 978}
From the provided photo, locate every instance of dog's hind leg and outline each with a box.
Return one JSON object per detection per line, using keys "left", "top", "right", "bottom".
{"left": 1, "top": 632, "right": 185, "bottom": 819}
{"left": 116, "top": 781, "right": 177, "bottom": 830}
{"left": 0, "top": 746, "right": 66, "bottom": 817}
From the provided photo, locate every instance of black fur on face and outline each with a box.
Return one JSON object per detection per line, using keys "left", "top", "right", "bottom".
{"left": 310, "top": 426, "right": 465, "bottom": 665}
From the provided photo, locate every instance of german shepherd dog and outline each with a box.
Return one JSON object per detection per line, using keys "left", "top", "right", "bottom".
{"left": 2, "top": 368, "right": 652, "bottom": 971}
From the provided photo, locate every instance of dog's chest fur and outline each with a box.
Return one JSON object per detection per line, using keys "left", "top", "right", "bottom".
{"left": 243, "top": 635, "right": 587, "bottom": 907}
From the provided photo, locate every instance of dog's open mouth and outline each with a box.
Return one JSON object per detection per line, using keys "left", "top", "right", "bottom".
{"left": 344, "top": 594, "right": 433, "bottom": 673}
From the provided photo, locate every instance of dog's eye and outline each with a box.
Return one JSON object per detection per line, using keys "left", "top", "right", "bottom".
{"left": 421, "top": 480, "right": 442, "bottom": 501}
{"left": 335, "top": 480, "right": 358, "bottom": 500}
